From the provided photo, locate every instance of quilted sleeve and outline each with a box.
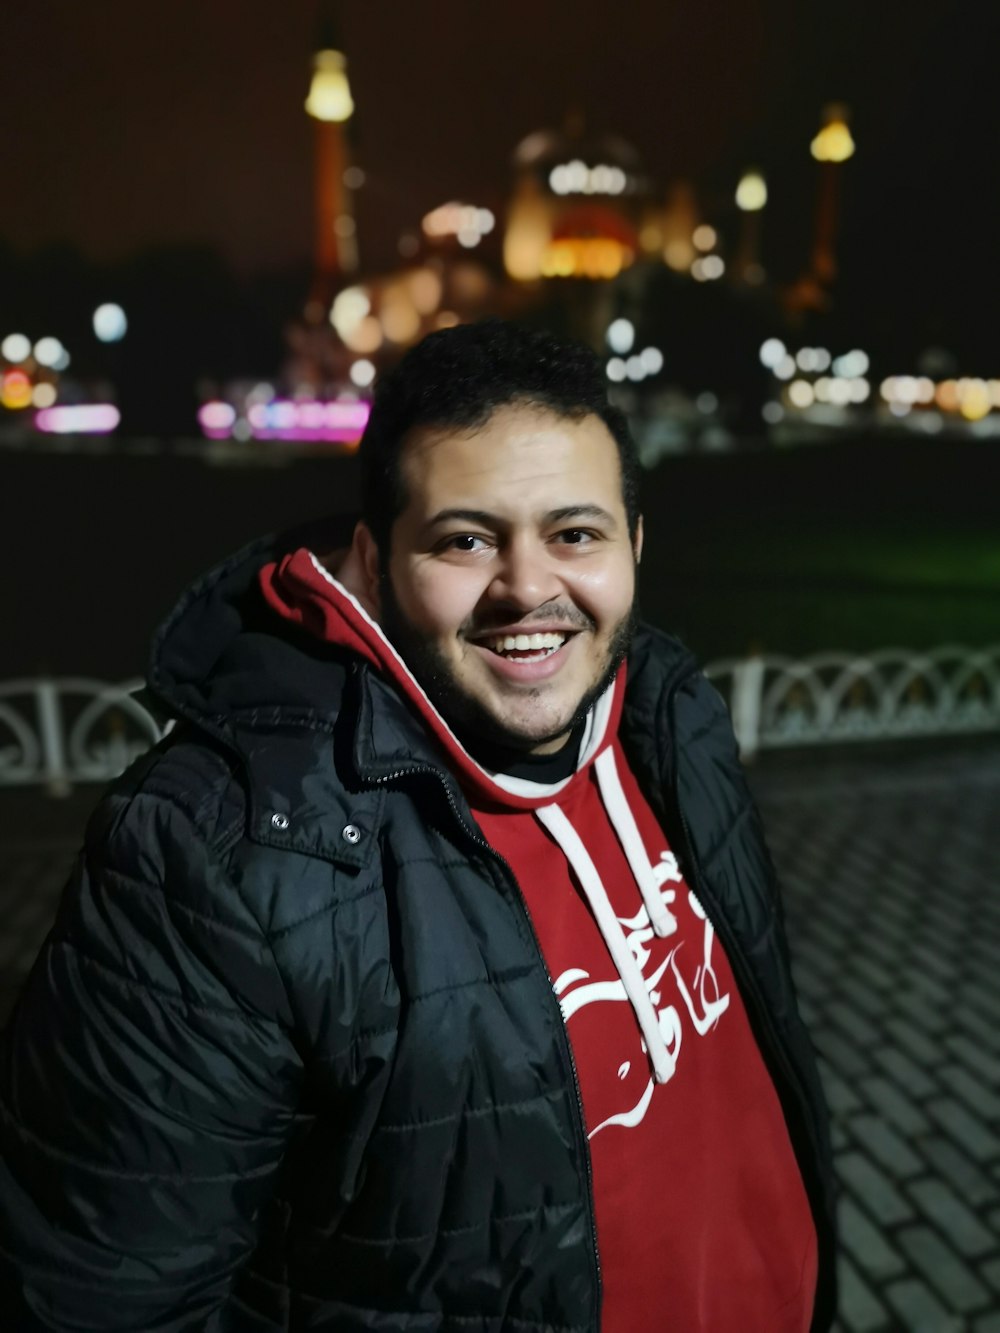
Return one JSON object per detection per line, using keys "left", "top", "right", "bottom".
{"left": 0, "top": 785, "right": 302, "bottom": 1330}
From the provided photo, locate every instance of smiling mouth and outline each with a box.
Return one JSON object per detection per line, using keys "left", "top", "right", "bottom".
{"left": 478, "top": 631, "right": 569, "bottom": 663}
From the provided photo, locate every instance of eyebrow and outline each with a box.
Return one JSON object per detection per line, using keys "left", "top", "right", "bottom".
{"left": 426, "top": 504, "right": 619, "bottom": 529}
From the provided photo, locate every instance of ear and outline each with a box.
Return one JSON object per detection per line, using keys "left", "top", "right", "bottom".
{"left": 335, "top": 521, "right": 382, "bottom": 620}
{"left": 633, "top": 514, "right": 644, "bottom": 565}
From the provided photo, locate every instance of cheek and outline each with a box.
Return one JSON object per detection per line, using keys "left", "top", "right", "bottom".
{"left": 568, "top": 558, "right": 635, "bottom": 623}
{"left": 395, "top": 563, "right": 486, "bottom": 634}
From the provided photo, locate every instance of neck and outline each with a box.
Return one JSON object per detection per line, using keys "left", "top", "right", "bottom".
{"left": 461, "top": 717, "right": 586, "bottom": 781}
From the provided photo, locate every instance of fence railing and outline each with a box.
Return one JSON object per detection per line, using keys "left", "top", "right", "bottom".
{"left": 1, "top": 645, "right": 999, "bottom": 793}
{"left": 705, "top": 645, "right": 1000, "bottom": 758}
{"left": 0, "top": 677, "right": 165, "bottom": 796}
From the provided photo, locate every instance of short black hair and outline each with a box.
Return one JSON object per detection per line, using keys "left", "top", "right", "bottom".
{"left": 359, "top": 318, "right": 641, "bottom": 553}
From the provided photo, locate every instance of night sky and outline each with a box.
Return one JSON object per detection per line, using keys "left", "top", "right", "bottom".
{"left": 3, "top": 1, "right": 1000, "bottom": 363}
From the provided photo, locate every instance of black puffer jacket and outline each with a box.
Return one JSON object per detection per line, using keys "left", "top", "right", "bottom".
{"left": 0, "top": 528, "right": 836, "bottom": 1332}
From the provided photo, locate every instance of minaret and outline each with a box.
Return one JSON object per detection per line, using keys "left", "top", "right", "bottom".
{"left": 304, "top": 3, "right": 357, "bottom": 319}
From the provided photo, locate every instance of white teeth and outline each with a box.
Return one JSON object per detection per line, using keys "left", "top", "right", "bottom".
{"left": 488, "top": 632, "right": 566, "bottom": 652}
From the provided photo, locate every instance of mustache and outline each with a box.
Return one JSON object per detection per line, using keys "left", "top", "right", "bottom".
{"left": 460, "top": 605, "right": 596, "bottom": 636}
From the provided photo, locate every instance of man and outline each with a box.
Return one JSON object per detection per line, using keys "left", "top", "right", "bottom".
{"left": 1, "top": 320, "right": 835, "bottom": 1330}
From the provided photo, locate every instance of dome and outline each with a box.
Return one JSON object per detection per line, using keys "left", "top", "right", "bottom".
{"left": 512, "top": 121, "right": 642, "bottom": 174}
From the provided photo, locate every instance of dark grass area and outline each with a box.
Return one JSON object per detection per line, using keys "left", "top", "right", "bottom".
{"left": 646, "top": 523, "right": 1000, "bottom": 661}
{"left": 1, "top": 432, "right": 998, "bottom": 676}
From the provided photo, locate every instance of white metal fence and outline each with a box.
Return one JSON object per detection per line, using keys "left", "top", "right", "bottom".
{"left": 1, "top": 645, "right": 999, "bottom": 793}
{"left": 0, "top": 677, "right": 165, "bottom": 796}
{"left": 705, "top": 645, "right": 1000, "bottom": 758}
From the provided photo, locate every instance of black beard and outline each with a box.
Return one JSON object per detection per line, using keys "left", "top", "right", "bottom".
{"left": 379, "top": 579, "right": 637, "bottom": 754}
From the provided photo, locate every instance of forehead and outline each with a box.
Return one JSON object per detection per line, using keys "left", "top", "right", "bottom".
{"left": 398, "top": 405, "right": 625, "bottom": 516}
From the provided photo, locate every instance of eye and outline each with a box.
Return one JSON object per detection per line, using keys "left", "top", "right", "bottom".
{"left": 440, "top": 533, "right": 490, "bottom": 553}
{"left": 556, "top": 528, "right": 596, "bottom": 545}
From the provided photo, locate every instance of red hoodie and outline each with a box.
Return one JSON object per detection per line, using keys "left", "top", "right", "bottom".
{"left": 260, "top": 548, "right": 817, "bottom": 1333}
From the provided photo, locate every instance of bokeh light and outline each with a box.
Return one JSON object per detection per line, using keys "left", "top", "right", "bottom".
{"left": 93, "top": 304, "right": 128, "bottom": 343}
{"left": 1, "top": 333, "right": 31, "bottom": 363}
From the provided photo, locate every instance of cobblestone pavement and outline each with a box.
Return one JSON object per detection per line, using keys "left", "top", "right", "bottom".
{"left": 751, "top": 738, "right": 1000, "bottom": 1333}
{"left": 1, "top": 737, "right": 999, "bottom": 1331}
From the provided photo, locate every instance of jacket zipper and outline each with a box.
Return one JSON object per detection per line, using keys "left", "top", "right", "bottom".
{"left": 367, "top": 762, "right": 602, "bottom": 1331}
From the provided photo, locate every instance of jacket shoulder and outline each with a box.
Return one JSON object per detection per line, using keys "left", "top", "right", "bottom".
{"left": 88, "top": 728, "right": 246, "bottom": 864}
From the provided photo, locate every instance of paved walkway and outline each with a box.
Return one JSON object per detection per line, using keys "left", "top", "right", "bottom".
{"left": 1, "top": 736, "right": 999, "bottom": 1331}
{"left": 752, "top": 738, "right": 1000, "bottom": 1333}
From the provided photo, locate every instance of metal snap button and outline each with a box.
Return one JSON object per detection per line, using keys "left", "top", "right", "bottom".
{"left": 270, "top": 812, "right": 290, "bottom": 831}
{"left": 342, "top": 823, "right": 362, "bottom": 845}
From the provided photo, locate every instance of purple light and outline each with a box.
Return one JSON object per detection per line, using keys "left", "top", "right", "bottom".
{"left": 199, "top": 397, "right": 370, "bottom": 443}
{"left": 35, "top": 404, "right": 120, "bottom": 434}
{"left": 198, "top": 401, "right": 237, "bottom": 438}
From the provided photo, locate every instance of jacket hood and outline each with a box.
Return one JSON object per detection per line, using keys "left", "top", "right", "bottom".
{"left": 147, "top": 515, "right": 359, "bottom": 735}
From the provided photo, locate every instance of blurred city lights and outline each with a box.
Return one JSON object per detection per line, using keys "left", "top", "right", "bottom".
{"left": 540, "top": 238, "right": 629, "bottom": 279}
{"left": 93, "top": 303, "right": 127, "bottom": 343}
{"left": 343, "top": 166, "right": 366, "bottom": 189}
{"left": 625, "top": 355, "right": 645, "bottom": 382}
{"left": 959, "top": 379, "right": 991, "bottom": 421}
{"left": 692, "top": 225, "right": 717, "bottom": 252}
{"left": 762, "top": 402, "right": 784, "bottom": 424}
{"left": 31, "top": 383, "right": 57, "bottom": 408}
{"left": 423, "top": 202, "right": 495, "bottom": 247}
{"left": 350, "top": 359, "right": 376, "bottom": 388}
{"left": 198, "top": 402, "right": 237, "bottom": 435}
{"left": 640, "top": 346, "right": 664, "bottom": 374}
{"left": 549, "top": 161, "right": 627, "bottom": 195}
{"left": 696, "top": 392, "right": 719, "bottom": 414}
{"left": 330, "top": 288, "right": 384, "bottom": 352}
{"left": 759, "top": 338, "right": 786, "bottom": 370}
{"left": 810, "top": 104, "right": 855, "bottom": 162}
{"left": 33, "top": 337, "right": 66, "bottom": 368}
{"left": 1, "top": 370, "right": 33, "bottom": 410}
{"left": 35, "top": 404, "right": 120, "bottom": 434}
{"left": 347, "top": 316, "right": 383, "bottom": 354}
{"left": 407, "top": 267, "right": 443, "bottom": 316}
{"left": 1, "top": 333, "right": 31, "bottom": 363}
{"left": 796, "top": 347, "right": 818, "bottom": 372}
{"left": 607, "top": 318, "right": 635, "bottom": 355}
{"left": 606, "top": 358, "right": 627, "bottom": 383}
{"left": 380, "top": 290, "right": 420, "bottom": 343}
{"left": 832, "top": 350, "right": 870, "bottom": 378}
{"left": 304, "top": 49, "right": 354, "bottom": 122}
{"left": 255, "top": 399, "right": 369, "bottom": 437}
{"left": 692, "top": 255, "right": 724, "bottom": 281}
{"left": 199, "top": 398, "right": 370, "bottom": 444}
{"left": 664, "top": 240, "right": 692, "bottom": 270}
{"left": 788, "top": 380, "right": 815, "bottom": 409}
{"left": 735, "top": 170, "right": 767, "bottom": 212}
{"left": 774, "top": 354, "right": 796, "bottom": 381}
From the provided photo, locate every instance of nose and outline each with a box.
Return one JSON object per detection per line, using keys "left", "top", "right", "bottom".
{"left": 486, "top": 533, "right": 562, "bottom": 612}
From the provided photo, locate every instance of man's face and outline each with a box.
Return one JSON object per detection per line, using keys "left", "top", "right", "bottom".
{"left": 375, "top": 403, "right": 641, "bottom": 755}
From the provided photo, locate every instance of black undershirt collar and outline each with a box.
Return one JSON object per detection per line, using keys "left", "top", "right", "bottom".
{"left": 463, "top": 717, "right": 587, "bottom": 785}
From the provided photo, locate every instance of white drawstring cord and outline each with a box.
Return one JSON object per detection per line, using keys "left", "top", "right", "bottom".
{"left": 536, "top": 802, "right": 675, "bottom": 1085}
{"left": 595, "top": 748, "right": 674, "bottom": 939}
